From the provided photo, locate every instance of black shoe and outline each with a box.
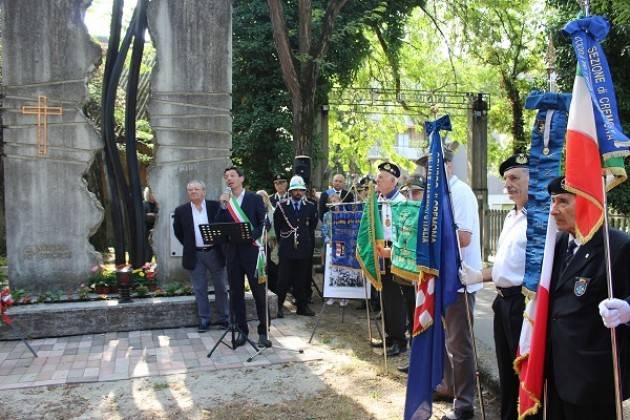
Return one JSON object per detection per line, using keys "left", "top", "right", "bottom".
{"left": 277, "top": 307, "right": 284, "bottom": 318}
{"left": 257, "top": 334, "right": 272, "bottom": 348}
{"left": 397, "top": 364, "right": 409, "bottom": 374}
{"left": 386, "top": 342, "right": 407, "bottom": 357}
{"left": 441, "top": 409, "right": 474, "bottom": 420}
{"left": 296, "top": 306, "right": 315, "bottom": 316}
{"left": 211, "top": 321, "right": 229, "bottom": 330}
{"left": 197, "top": 320, "right": 210, "bottom": 333}
{"left": 234, "top": 332, "right": 248, "bottom": 348}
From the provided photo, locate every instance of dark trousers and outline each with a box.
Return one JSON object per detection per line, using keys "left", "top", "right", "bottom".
{"left": 226, "top": 257, "right": 267, "bottom": 336}
{"left": 381, "top": 266, "right": 407, "bottom": 348}
{"left": 401, "top": 283, "right": 415, "bottom": 338}
{"left": 492, "top": 291, "right": 526, "bottom": 420}
{"left": 547, "top": 376, "right": 614, "bottom": 420}
{"left": 278, "top": 257, "right": 311, "bottom": 308}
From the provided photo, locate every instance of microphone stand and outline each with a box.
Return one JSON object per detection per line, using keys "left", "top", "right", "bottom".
{"left": 248, "top": 207, "right": 304, "bottom": 363}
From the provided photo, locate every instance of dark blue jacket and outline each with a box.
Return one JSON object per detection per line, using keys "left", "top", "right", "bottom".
{"left": 215, "top": 191, "right": 266, "bottom": 267}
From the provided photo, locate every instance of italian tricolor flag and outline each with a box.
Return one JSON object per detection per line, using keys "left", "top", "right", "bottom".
{"left": 564, "top": 66, "right": 606, "bottom": 243}
{"left": 515, "top": 216, "right": 557, "bottom": 419}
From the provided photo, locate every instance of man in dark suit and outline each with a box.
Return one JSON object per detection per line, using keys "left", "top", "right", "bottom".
{"left": 274, "top": 175, "right": 318, "bottom": 317}
{"left": 173, "top": 180, "right": 229, "bottom": 333}
{"left": 216, "top": 167, "right": 271, "bottom": 348}
{"left": 318, "top": 173, "right": 354, "bottom": 221}
{"left": 545, "top": 176, "right": 630, "bottom": 419}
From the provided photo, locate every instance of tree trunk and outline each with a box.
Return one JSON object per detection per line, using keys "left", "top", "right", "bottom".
{"left": 503, "top": 76, "right": 525, "bottom": 152}
{"left": 292, "top": 94, "right": 315, "bottom": 156}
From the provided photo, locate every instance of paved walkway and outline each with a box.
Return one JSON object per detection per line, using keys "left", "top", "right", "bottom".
{"left": 0, "top": 320, "right": 321, "bottom": 391}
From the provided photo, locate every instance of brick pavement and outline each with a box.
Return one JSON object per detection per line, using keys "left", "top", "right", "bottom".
{"left": 0, "top": 319, "right": 321, "bottom": 391}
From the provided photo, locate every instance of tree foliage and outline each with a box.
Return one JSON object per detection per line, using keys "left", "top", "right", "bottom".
{"left": 547, "top": 0, "right": 630, "bottom": 214}
{"left": 233, "top": 0, "right": 422, "bottom": 190}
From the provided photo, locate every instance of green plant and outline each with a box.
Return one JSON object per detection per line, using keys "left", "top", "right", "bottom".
{"left": 11, "top": 289, "right": 27, "bottom": 303}
{"left": 135, "top": 285, "right": 149, "bottom": 298}
{"left": 153, "top": 287, "right": 166, "bottom": 297}
{"left": 77, "top": 283, "right": 90, "bottom": 301}
{"left": 177, "top": 285, "right": 192, "bottom": 296}
{"left": 164, "top": 282, "right": 181, "bottom": 296}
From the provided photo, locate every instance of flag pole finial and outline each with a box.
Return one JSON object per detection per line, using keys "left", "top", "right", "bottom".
{"left": 578, "top": 0, "right": 591, "bottom": 16}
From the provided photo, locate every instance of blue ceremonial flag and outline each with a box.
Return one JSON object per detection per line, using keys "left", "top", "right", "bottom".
{"left": 405, "top": 115, "right": 461, "bottom": 420}
{"left": 331, "top": 207, "right": 362, "bottom": 269}
{"left": 522, "top": 91, "right": 570, "bottom": 292}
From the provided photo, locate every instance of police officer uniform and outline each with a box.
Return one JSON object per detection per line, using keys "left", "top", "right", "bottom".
{"left": 270, "top": 174, "right": 290, "bottom": 207}
{"left": 274, "top": 176, "right": 318, "bottom": 317}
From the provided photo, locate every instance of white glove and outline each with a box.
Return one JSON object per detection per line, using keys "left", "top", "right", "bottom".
{"left": 459, "top": 261, "right": 483, "bottom": 286}
{"left": 599, "top": 298, "right": 630, "bottom": 328}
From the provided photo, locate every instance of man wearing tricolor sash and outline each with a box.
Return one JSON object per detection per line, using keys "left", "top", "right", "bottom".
{"left": 217, "top": 167, "right": 271, "bottom": 349}
{"left": 544, "top": 176, "right": 630, "bottom": 419}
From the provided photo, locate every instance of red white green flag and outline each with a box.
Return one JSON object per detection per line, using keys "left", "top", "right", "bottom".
{"left": 563, "top": 16, "right": 630, "bottom": 244}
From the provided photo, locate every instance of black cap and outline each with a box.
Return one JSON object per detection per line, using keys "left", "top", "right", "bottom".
{"left": 547, "top": 176, "right": 573, "bottom": 195}
{"left": 377, "top": 162, "right": 401, "bottom": 178}
{"left": 499, "top": 153, "right": 529, "bottom": 177}
{"left": 273, "top": 174, "right": 287, "bottom": 182}
{"left": 408, "top": 175, "right": 425, "bottom": 190}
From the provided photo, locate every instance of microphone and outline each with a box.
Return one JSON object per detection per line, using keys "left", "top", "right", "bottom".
{"left": 221, "top": 187, "right": 231, "bottom": 206}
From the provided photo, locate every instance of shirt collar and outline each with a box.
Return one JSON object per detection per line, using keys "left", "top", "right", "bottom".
{"left": 190, "top": 200, "right": 206, "bottom": 211}
{"left": 568, "top": 233, "right": 582, "bottom": 246}
{"left": 384, "top": 187, "right": 399, "bottom": 200}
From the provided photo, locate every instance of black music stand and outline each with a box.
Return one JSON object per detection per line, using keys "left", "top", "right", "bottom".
{"left": 203, "top": 222, "right": 260, "bottom": 358}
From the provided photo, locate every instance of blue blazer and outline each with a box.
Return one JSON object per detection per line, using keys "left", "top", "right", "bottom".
{"left": 215, "top": 191, "right": 266, "bottom": 268}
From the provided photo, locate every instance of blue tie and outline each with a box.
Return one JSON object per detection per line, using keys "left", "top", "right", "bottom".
{"left": 294, "top": 202, "right": 299, "bottom": 212}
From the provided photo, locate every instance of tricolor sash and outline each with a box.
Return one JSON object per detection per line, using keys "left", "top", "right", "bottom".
{"left": 225, "top": 196, "right": 267, "bottom": 284}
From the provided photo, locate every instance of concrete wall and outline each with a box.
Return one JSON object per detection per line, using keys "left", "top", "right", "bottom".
{"left": 147, "top": 0, "right": 232, "bottom": 282}
{"left": 1, "top": 0, "right": 103, "bottom": 293}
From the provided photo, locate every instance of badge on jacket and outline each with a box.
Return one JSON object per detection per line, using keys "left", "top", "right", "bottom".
{"left": 574, "top": 277, "right": 590, "bottom": 297}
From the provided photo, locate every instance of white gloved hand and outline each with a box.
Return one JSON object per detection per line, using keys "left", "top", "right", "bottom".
{"left": 459, "top": 261, "right": 483, "bottom": 286}
{"left": 599, "top": 298, "right": 630, "bottom": 328}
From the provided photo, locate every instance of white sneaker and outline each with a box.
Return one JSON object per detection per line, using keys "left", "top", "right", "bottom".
{"left": 340, "top": 299, "right": 349, "bottom": 307}
{"left": 326, "top": 298, "right": 335, "bottom": 305}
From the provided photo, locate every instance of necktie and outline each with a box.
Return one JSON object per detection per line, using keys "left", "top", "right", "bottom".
{"left": 294, "top": 202, "right": 299, "bottom": 212}
{"left": 563, "top": 239, "right": 577, "bottom": 269}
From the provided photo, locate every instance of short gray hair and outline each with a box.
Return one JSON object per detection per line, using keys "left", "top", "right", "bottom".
{"left": 187, "top": 180, "right": 206, "bottom": 191}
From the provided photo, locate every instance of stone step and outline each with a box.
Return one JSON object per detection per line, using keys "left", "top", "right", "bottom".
{"left": 0, "top": 291, "right": 277, "bottom": 340}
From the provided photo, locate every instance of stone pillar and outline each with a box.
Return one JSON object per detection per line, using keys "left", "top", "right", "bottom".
{"left": 1, "top": 0, "right": 103, "bottom": 293}
{"left": 467, "top": 93, "right": 489, "bottom": 260}
{"left": 147, "top": 0, "right": 232, "bottom": 282}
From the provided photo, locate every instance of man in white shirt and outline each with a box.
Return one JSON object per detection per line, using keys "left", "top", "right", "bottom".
{"left": 460, "top": 153, "right": 530, "bottom": 420}
{"left": 173, "top": 180, "right": 229, "bottom": 333}
{"left": 438, "top": 149, "right": 483, "bottom": 420}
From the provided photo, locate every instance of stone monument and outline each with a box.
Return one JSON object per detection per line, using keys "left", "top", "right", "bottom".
{"left": 1, "top": 0, "right": 103, "bottom": 293}
{"left": 147, "top": 0, "right": 232, "bottom": 281}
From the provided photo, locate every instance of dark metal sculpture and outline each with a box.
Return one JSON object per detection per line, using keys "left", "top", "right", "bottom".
{"left": 101, "top": 0, "right": 150, "bottom": 269}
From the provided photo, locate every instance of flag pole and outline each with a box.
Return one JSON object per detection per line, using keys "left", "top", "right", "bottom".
{"left": 601, "top": 175, "right": 625, "bottom": 420}
{"left": 442, "top": 141, "right": 487, "bottom": 420}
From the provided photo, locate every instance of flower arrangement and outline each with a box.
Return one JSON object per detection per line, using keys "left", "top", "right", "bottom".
{"left": 1, "top": 287, "right": 14, "bottom": 326}
{"left": 89, "top": 265, "right": 117, "bottom": 294}
{"left": 132, "top": 262, "right": 157, "bottom": 291}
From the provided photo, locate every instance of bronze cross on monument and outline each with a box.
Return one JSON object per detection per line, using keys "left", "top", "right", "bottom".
{"left": 21, "top": 96, "right": 63, "bottom": 156}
